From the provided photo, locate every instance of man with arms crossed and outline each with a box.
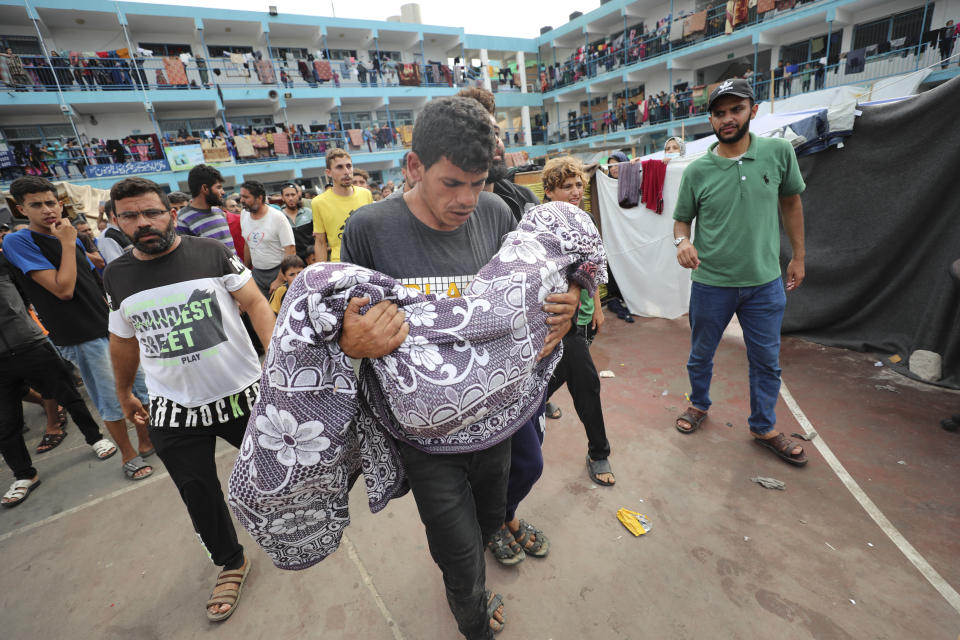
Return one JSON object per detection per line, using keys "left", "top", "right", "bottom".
{"left": 311, "top": 148, "right": 373, "bottom": 262}
{"left": 672, "top": 79, "right": 808, "bottom": 466}
{"left": 105, "top": 177, "right": 276, "bottom": 621}
{"left": 340, "top": 97, "right": 578, "bottom": 639}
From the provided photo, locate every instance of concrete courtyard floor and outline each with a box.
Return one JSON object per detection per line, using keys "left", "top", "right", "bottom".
{"left": 1, "top": 314, "right": 959, "bottom": 639}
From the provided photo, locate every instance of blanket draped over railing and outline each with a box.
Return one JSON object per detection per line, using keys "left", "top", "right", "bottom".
{"left": 228, "top": 202, "right": 607, "bottom": 569}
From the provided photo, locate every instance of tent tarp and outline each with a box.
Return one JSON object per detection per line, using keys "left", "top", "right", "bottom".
{"left": 781, "top": 75, "right": 960, "bottom": 387}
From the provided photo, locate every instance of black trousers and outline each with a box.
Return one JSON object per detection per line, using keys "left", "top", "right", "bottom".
{"left": 397, "top": 437, "right": 511, "bottom": 640}
{"left": 150, "top": 417, "right": 246, "bottom": 570}
{"left": 547, "top": 324, "right": 612, "bottom": 461}
{"left": 0, "top": 340, "right": 104, "bottom": 480}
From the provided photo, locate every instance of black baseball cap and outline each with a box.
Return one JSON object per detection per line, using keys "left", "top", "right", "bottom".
{"left": 707, "top": 78, "right": 755, "bottom": 112}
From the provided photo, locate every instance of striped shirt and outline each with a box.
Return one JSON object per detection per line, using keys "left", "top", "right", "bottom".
{"left": 175, "top": 205, "right": 236, "bottom": 254}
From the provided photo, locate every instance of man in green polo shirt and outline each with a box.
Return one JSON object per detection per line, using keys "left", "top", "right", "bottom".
{"left": 671, "top": 78, "right": 809, "bottom": 466}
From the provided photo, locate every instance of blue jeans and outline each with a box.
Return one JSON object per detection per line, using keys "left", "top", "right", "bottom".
{"left": 687, "top": 278, "right": 786, "bottom": 435}
{"left": 56, "top": 336, "right": 148, "bottom": 422}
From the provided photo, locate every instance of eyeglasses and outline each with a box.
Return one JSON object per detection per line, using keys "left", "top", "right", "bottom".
{"left": 116, "top": 209, "right": 168, "bottom": 222}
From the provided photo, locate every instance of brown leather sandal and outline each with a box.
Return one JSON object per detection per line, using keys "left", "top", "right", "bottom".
{"left": 676, "top": 407, "right": 707, "bottom": 434}
{"left": 753, "top": 432, "right": 808, "bottom": 466}
{"left": 206, "top": 558, "right": 252, "bottom": 622}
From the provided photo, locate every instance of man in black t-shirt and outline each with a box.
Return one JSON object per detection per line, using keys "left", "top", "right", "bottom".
{"left": 340, "top": 98, "right": 579, "bottom": 640}
{"left": 104, "top": 177, "right": 276, "bottom": 622}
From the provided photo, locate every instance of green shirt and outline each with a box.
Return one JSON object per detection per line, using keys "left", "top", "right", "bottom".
{"left": 576, "top": 288, "right": 593, "bottom": 326}
{"left": 673, "top": 133, "right": 805, "bottom": 287}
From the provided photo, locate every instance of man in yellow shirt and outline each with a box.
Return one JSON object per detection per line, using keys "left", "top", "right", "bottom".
{"left": 312, "top": 149, "right": 373, "bottom": 262}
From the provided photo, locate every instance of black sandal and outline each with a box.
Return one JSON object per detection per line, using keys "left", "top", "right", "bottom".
{"left": 487, "top": 525, "right": 525, "bottom": 565}
{"left": 36, "top": 429, "right": 67, "bottom": 454}
{"left": 545, "top": 402, "right": 562, "bottom": 419}
{"left": 512, "top": 519, "right": 549, "bottom": 558}
{"left": 486, "top": 591, "right": 505, "bottom": 634}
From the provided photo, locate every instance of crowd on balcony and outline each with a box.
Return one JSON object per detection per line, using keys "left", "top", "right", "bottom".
{"left": 0, "top": 118, "right": 411, "bottom": 183}
{"left": 541, "top": 0, "right": 828, "bottom": 92}
{"left": 0, "top": 45, "right": 491, "bottom": 92}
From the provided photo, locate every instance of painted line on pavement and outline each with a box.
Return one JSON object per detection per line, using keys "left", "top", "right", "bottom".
{"left": 342, "top": 533, "right": 406, "bottom": 640}
{"left": 780, "top": 381, "right": 960, "bottom": 616}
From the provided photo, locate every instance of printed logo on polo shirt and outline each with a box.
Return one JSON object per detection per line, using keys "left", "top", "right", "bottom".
{"left": 126, "top": 288, "right": 227, "bottom": 362}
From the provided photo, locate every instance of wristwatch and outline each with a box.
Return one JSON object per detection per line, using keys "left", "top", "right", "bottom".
{"left": 673, "top": 235, "right": 688, "bottom": 247}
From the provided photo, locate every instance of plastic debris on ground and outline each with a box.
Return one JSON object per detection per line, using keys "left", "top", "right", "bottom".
{"left": 791, "top": 431, "right": 817, "bottom": 441}
{"left": 897, "top": 460, "right": 906, "bottom": 465}
{"left": 617, "top": 508, "right": 652, "bottom": 536}
{"left": 888, "top": 354, "right": 902, "bottom": 363}
{"left": 874, "top": 384, "right": 899, "bottom": 393}
{"left": 598, "top": 370, "right": 616, "bottom": 378}
{"left": 661, "top": 390, "right": 668, "bottom": 396}
{"left": 873, "top": 361, "right": 884, "bottom": 367}
{"left": 751, "top": 476, "right": 785, "bottom": 490}
{"left": 825, "top": 542, "right": 837, "bottom": 551}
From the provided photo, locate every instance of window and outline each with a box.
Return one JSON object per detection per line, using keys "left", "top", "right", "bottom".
{"left": 271, "top": 47, "right": 309, "bottom": 60}
{"left": 853, "top": 6, "right": 933, "bottom": 51}
{"left": 327, "top": 48, "right": 358, "bottom": 60}
{"left": 376, "top": 109, "right": 413, "bottom": 126}
{"left": 139, "top": 42, "right": 193, "bottom": 57}
{"left": 781, "top": 30, "right": 843, "bottom": 64}
{"left": 227, "top": 115, "right": 275, "bottom": 129}
{"left": 369, "top": 49, "right": 401, "bottom": 62}
{"left": 3, "top": 124, "right": 75, "bottom": 143}
{"left": 0, "top": 35, "right": 42, "bottom": 55}
{"left": 340, "top": 111, "right": 372, "bottom": 128}
{"left": 159, "top": 118, "right": 217, "bottom": 136}
{"left": 207, "top": 45, "right": 255, "bottom": 58}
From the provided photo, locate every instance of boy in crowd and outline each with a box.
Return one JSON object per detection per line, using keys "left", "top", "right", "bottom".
{"left": 268, "top": 254, "right": 305, "bottom": 314}
{"left": 3, "top": 176, "right": 153, "bottom": 481}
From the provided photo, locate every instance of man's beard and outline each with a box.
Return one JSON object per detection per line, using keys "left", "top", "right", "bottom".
{"left": 133, "top": 219, "right": 177, "bottom": 254}
{"left": 714, "top": 117, "right": 750, "bottom": 145}
{"left": 205, "top": 191, "right": 223, "bottom": 208}
{"left": 487, "top": 159, "right": 510, "bottom": 183}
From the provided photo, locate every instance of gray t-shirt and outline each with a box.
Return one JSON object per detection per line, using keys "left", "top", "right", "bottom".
{"left": 341, "top": 191, "right": 516, "bottom": 297}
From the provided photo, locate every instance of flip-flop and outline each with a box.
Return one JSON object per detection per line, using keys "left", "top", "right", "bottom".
{"left": 586, "top": 456, "right": 615, "bottom": 486}
{"left": 123, "top": 455, "right": 153, "bottom": 480}
{"left": 753, "top": 433, "right": 808, "bottom": 466}
{"left": 676, "top": 407, "right": 707, "bottom": 434}
{"left": 36, "top": 429, "right": 67, "bottom": 454}
{"left": 140, "top": 447, "right": 156, "bottom": 458}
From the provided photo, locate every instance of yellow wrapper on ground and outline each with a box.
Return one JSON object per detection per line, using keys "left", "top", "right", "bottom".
{"left": 617, "top": 508, "right": 651, "bottom": 536}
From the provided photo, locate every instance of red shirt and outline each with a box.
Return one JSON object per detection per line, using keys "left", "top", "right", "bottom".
{"left": 226, "top": 212, "right": 245, "bottom": 258}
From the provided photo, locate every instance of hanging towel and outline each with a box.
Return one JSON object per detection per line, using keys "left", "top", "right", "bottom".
{"left": 230, "top": 52, "right": 245, "bottom": 65}
{"left": 227, "top": 201, "right": 606, "bottom": 570}
{"left": 617, "top": 161, "right": 643, "bottom": 208}
{"left": 163, "top": 57, "right": 187, "bottom": 85}
{"left": 347, "top": 129, "right": 364, "bottom": 148}
{"left": 255, "top": 59, "right": 276, "bottom": 84}
{"left": 314, "top": 60, "right": 332, "bottom": 81}
{"left": 233, "top": 135, "right": 256, "bottom": 158}
{"left": 640, "top": 159, "right": 667, "bottom": 214}
{"left": 757, "top": 0, "right": 774, "bottom": 11}
{"left": 273, "top": 132, "right": 289, "bottom": 155}
{"left": 845, "top": 48, "right": 866, "bottom": 74}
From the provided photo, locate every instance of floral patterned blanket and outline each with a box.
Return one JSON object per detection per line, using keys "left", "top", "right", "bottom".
{"left": 227, "top": 201, "right": 607, "bottom": 569}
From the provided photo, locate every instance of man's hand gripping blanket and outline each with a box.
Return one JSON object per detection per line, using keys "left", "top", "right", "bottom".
{"left": 227, "top": 201, "right": 607, "bottom": 570}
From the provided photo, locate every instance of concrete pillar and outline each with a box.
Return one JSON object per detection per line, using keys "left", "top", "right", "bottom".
{"left": 517, "top": 51, "right": 532, "bottom": 145}
{"left": 480, "top": 48, "right": 492, "bottom": 92}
